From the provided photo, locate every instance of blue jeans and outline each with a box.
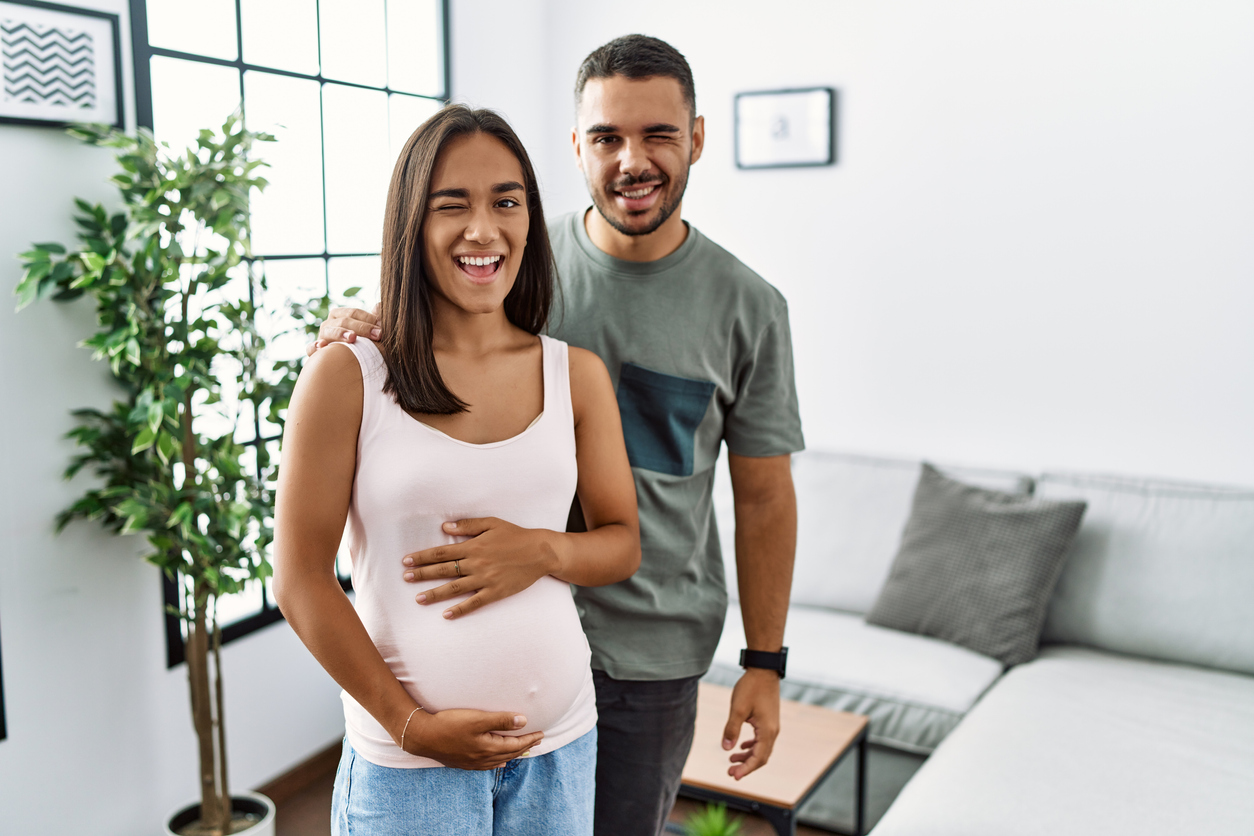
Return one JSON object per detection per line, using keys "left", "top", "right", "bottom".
{"left": 331, "top": 728, "right": 596, "bottom": 836}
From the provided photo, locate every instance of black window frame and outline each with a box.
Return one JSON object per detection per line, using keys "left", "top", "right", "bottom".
{"left": 126, "top": 0, "right": 451, "bottom": 668}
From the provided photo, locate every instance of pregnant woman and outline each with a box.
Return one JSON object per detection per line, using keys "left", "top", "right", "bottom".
{"left": 272, "top": 105, "right": 640, "bottom": 836}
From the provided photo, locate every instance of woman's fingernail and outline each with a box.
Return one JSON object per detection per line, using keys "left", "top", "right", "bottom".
{"left": 403, "top": 557, "right": 413, "bottom": 566}
{"left": 404, "top": 572, "right": 414, "bottom": 581}
{"left": 514, "top": 715, "right": 526, "bottom": 727}
{"left": 370, "top": 328, "right": 381, "bottom": 339}
{"left": 444, "top": 521, "right": 457, "bottom": 531}
{"left": 343, "top": 329, "right": 354, "bottom": 341}
{"left": 442, "top": 610, "right": 453, "bottom": 619}
{"left": 416, "top": 594, "right": 426, "bottom": 603}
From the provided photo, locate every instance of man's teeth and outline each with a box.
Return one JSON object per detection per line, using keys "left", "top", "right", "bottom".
{"left": 456, "top": 255, "right": 501, "bottom": 266}
{"left": 620, "top": 186, "right": 656, "bottom": 199}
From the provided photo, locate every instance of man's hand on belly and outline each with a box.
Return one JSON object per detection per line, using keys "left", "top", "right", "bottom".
{"left": 403, "top": 707, "right": 543, "bottom": 769}
{"left": 402, "top": 517, "right": 558, "bottom": 619}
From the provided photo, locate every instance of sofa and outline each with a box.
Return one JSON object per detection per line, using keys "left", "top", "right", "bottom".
{"left": 704, "top": 450, "right": 1254, "bottom": 834}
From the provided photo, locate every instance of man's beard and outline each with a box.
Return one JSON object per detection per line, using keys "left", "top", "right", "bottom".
{"left": 590, "top": 168, "right": 689, "bottom": 237}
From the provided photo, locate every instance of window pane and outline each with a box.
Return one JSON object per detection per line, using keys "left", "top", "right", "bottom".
{"left": 319, "top": 0, "right": 386, "bottom": 86}
{"left": 146, "top": 0, "right": 238, "bottom": 61}
{"left": 244, "top": 72, "right": 325, "bottom": 256}
{"left": 328, "top": 256, "right": 381, "bottom": 307}
{"left": 389, "top": 93, "right": 441, "bottom": 164}
{"left": 241, "top": 0, "right": 319, "bottom": 75}
{"left": 388, "top": 0, "right": 444, "bottom": 96}
{"left": 150, "top": 56, "right": 240, "bottom": 159}
{"left": 217, "top": 579, "right": 265, "bottom": 625}
{"left": 323, "top": 84, "right": 389, "bottom": 254}
{"left": 256, "top": 258, "right": 326, "bottom": 436}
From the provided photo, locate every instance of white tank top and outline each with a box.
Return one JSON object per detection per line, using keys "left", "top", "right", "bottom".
{"left": 338, "top": 335, "right": 596, "bottom": 768}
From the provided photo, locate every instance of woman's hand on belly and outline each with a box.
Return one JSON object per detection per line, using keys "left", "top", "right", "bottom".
{"left": 404, "top": 707, "right": 544, "bottom": 770}
{"left": 402, "top": 517, "right": 558, "bottom": 619}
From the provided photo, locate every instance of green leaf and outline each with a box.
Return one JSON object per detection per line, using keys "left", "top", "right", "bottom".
{"left": 14, "top": 277, "right": 39, "bottom": 311}
{"left": 156, "top": 431, "right": 177, "bottom": 465}
{"left": 81, "top": 252, "right": 106, "bottom": 273}
{"left": 125, "top": 337, "right": 141, "bottom": 366}
{"left": 343, "top": 286, "right": 362, "bottom": 298}
{"left": 146, "top": 400, "right": 164, "bottom": 432}
{"left": 22, "top": 259, "right": 52, "bottom": 282}
{"left": 33, "top": 242, "right": 67, "bottom": 254}
{"left": 132, "top": 426, "right": 156, "bottom": 454}
{"left": 50, "top": 260, "right": 75, "bottom": 281}
{"left": 167, "top": 502, "right": 194, "bottom": 531}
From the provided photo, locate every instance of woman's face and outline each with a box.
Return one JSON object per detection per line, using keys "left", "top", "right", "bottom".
{"left": 421, "top": 131, "right": 530, "bottom": 317}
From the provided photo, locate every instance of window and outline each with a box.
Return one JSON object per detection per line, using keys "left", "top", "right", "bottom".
{"left": 129, "top": 0, "right": 450, "bottom": 666}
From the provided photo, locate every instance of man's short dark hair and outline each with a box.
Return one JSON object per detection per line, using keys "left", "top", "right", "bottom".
{"left": 574, "top": 34, "right": 696, "bottom": 118}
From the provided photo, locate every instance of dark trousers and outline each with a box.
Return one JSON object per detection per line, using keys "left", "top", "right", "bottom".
{"left": 592, "top": 670, "right": 702, "bottom": 836}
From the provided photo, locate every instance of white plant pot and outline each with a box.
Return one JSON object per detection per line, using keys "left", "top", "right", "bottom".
{"left": 164, "top": 791, "right": 276, "bottom": 836}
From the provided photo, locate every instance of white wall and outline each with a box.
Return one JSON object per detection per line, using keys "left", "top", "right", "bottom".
{"left": 0, "top": 3, "right": 344, "bottom": 833}
{"left": 458, "top": 0, "right": 1254, "bottom": 486}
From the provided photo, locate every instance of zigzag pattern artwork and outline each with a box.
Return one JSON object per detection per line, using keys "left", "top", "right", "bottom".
{"left": 1, "top": 20, "right": 96, "bottom": 108}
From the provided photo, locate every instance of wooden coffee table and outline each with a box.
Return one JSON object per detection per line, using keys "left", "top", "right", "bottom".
{"left": 674, "top": 683, "right": 869, "bottom": 836}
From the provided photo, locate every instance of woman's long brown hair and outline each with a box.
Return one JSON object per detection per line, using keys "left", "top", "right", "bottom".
{"left": 378, "top": 105, "right": 556, "bottom": 415}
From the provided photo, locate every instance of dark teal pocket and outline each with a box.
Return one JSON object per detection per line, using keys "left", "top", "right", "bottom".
{"left": 616, "top": 362, "right": 716, "bottom": 477}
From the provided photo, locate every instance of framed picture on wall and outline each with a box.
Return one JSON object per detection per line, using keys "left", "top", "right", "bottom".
{"left": 0, "top": 0, "right": 123, "bottom": 128}
{"left": 735, "top": 87, "right": 837, "bottom": 169}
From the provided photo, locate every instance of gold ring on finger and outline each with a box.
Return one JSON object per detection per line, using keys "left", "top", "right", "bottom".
{"left": 454, "top": 559, "right": 462, "bottom": 577}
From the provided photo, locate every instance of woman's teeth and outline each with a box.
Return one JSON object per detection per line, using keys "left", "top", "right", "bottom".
{"left": 456, "top": 255, "right": 501, "bottom": 266}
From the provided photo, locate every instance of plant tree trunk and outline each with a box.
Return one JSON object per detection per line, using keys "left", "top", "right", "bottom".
{"left": 214, "top": 621, "right": 231, "bottom": 826}
{"left": 188, "top": 587, "right": 225, "bottom": 834}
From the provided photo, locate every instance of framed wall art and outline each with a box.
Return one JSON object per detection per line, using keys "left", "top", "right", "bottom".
{"left": 735, "top": 87, "right": 837, "bottom": 170}
{"left": 1, "top": 0, "right": 123, "bottom": 128}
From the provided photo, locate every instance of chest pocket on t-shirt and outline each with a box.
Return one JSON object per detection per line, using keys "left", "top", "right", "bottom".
{"left": 616, "top": 362, "right": 717, "bottom": 477}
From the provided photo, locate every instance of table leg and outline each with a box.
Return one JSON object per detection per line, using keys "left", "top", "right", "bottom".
{"left": 759, "top": 803, "right": 797, "bottom": 836}
{"left": 853, "top": 731, "right": 868, "bottom": 836}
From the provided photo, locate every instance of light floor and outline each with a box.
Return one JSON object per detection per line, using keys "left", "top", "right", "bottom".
{"left": 266, "top": 758, "right": 833, "bottom": 836}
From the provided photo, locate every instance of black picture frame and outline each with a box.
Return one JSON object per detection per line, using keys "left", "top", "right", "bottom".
{"left": 734, "top": 87, "right": 837, "bottom": 170}
{"left": 0, "top": 0, "right": 124, "bottom": 129}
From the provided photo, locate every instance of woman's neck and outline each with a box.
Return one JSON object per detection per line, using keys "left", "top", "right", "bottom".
{"left": 429, "top": 299, "right": 522, "bottom": 356}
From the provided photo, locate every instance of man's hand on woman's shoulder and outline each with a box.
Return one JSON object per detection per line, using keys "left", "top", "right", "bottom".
{"left": 306, "top": 304, "right": 382, "bottom": 357}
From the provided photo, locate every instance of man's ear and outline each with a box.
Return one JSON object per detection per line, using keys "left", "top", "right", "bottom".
{"left": 689, "top": 115, "right": 705, "bottom": 165}
{"left": 571, "top": 126, "right": 584, "bottom": 172}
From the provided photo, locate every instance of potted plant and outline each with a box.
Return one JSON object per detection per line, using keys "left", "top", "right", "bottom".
{"left": 682, "top": 802, "right": 745, "bottom": 836}
{"left": 15, "top": 114, "right": 295, "bottom": 835}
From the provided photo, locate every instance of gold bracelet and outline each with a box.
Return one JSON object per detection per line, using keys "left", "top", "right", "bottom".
{"left": 399, "top": 705, "right": 423, "bottom": 753}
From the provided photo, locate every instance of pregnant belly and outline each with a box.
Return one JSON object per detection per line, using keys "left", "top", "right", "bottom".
{"left": 364, "top": 576, "right": 591, "bottom": 736}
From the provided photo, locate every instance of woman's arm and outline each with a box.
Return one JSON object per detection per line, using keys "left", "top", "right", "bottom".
{"left": 402, "top": 346, "right": 641, "bottom": 618}
{"left": 273, "top": 345, "right": 542, "bottom": 768}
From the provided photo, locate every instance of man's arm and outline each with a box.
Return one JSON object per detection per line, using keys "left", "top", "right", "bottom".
{"left": 721, "top": 452, "right": 797, "bottom": 779}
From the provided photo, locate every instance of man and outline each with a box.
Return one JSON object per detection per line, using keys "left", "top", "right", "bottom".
{"left": 312, "top": 35, "right": 803, "bottom": 836}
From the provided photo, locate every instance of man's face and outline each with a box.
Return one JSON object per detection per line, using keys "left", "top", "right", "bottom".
{"left": 573, "top": 75, "right": 704, "bottom": 237}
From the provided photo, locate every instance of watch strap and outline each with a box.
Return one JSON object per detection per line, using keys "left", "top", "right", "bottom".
{"left": 739, "top": 647, "right": 788, "bottom": 678}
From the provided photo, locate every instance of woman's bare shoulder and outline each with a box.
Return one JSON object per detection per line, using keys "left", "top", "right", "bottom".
{"left": 566, "top": 345, "right": 613, "bottom": 424}
{"left": 567, "top": 345, "right": 609, "bottom": 381}
{"left": 291, "top": 342, "right": 364, "bottom": 421}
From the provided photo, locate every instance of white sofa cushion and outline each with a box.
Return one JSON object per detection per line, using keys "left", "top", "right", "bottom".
{"left": 1038, "top": 473, "right": 1254, "bottom": 675}
{"left": 704, "top": 604, "right": 1003, "bottom": 754}
{"left": 870, "top": 646, "right": 1254, "bottom": 836}
{"left": 715, "top": 451, "right": 1032, "bottom": 613}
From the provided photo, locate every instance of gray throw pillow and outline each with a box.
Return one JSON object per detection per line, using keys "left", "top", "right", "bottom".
{"left": 866, "top": 464, "right": 1087, "bottom": 667}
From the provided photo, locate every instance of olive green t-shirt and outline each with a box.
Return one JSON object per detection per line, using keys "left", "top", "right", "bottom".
{"left": 548, "top": 210, "right": 805, "bottom": 680}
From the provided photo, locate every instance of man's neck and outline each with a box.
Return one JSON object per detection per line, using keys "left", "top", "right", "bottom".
{"left": 583, "top": 206, "right": 689, "bottom": 263}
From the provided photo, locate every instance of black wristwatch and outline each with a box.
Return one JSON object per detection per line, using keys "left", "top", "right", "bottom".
{"left": 740, "top": 647, "right": 788, "bottom": 678}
